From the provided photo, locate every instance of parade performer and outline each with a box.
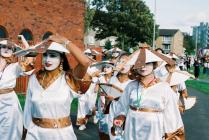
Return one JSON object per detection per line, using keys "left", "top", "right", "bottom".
{"left": 108, "top": 53, "right": 132, "bottom": 140}
{"left": 155, "top": 53, "right": 189, "bottom": 113}
{"left": 96, "top": 62, "right": 114, "bottom": 140}
{"left": 76, "top": 50, "right": 100, "bottom": 130}
{"left": 0, "top": 39, "right": 34, "bottom": 140}
{"left": 113, "top": 47, "right": 184, "bottom": 140}
{"left": 23, "top": 34, "right": 90, "bottom": 140}
{"left": 165, "top": 70, "right": 196, "bottom": 113}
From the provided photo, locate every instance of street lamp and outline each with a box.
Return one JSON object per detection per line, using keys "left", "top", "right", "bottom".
{"left": 152, "top": 0, "right": 157, "bottom": 49}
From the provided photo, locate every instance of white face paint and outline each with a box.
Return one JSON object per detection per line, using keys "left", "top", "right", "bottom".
{"left": 104, "top": 66, "right": 113, "bottom": 74}
{"left": 112, "top": 52, "right": 119, "bottom": 58}
{"left": 0, "top": 45, "right": 13, "bottom": 58}
{"left": 43, "top": 50, "right": 61, "bottom": 71}
{"left": 137, "top": 62, "right": 154, "bottom": 76}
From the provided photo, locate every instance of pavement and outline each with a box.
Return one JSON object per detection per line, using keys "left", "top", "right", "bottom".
{"left": 71, "top": 114, "right": 99, "bottom": 140}
{"left": 70, "top": 87, "right": 209, "bottom": 140}
{"left": 182, "top": 87, "right": 209, "bottom": 140}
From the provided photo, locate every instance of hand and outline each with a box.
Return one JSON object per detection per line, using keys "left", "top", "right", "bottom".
{"left": 113, "top": 115, "right": 126, "bottom": 126}
{"left": 106, "top": 95, "right": 114, "bottom": 101}
{"left": 48, "top": 34, "right": 70, "bottom": 45}
{"left": 24, "top": 57, "right": 35, "bottom": 65}
{"left": 92, "top": 71, "right": 100, "bottom": 77}
{"left": 114, "top": 119, "right": 123, "bottom": 127}
{"left": 115, "top": 63, "right": 124, "bottom": 71}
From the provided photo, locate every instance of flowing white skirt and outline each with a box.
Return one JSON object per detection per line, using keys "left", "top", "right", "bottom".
{"left": 0, "top": 92, "right": 23, "bottom": 140}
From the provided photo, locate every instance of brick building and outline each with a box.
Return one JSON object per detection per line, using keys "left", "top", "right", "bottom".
{"left": 0, "top": 0, "right": 85, "bottom": 93}
{"left": 155, "top": 29, "right": 184, "bottom": 56}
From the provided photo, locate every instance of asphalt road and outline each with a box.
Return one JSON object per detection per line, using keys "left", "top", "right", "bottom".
{"left": 71, "top": 115, "right": 99, "bottom": 140}
{"left": 71, "top": 87, "right": 209, "bottom": 140}
{"left": 182, "top": 87, "right": 209, "bottom": 140}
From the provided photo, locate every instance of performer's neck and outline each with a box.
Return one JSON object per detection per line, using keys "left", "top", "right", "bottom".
{"left": 140, "top": 73, "right": 155, "bottom": 87}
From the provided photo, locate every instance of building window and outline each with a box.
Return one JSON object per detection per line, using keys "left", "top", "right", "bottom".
{"left": 0, "top": 25, "right": 8, "bottom": 38}
{"left": 163, "top": 44, "right": 171, "bottom": 53}
{"left": 42, "top": 31, "right": 53, "bottom": 40}
{"left": 19, "top": 29, "right": 33, "bottom": 41}
{"left": 163, "top": 36, "right": 172, "bottom": 44}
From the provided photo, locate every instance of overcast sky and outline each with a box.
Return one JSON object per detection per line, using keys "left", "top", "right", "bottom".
{"left": 145, "top": 0, "right": 209, "bottom": 34}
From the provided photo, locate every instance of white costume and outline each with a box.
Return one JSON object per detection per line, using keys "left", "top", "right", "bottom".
{"left": 108, "top": 76, "right": 132, "bottom": 140}
{"left": 96, "top": 75, "right": 111, "bottom": 134}
{"left": 114, "top": 81, "right": 183, "bottom": 140}
{"left": 0, "top": 62, "right": 33, "bottom": 140}
{"left": 76, "top": 78, "right": 98, "bottom": 125}
{"left": 24, "top": 72, "right": 79, "bottom": 140}
{"left": 76, "top": 66, "right": 99, "bottom": 128}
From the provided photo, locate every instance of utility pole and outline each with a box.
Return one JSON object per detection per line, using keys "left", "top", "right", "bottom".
{"left": 152, "top": 0, "right": 157, "bottom": 49}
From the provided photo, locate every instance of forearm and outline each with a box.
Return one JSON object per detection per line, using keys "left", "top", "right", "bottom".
{"left": 66, "top": 42, "right": 91, "bottom": 68}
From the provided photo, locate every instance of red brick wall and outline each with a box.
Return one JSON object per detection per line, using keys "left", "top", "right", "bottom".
{"left": 0, "top": 0, "right": 85, "bottom": 93}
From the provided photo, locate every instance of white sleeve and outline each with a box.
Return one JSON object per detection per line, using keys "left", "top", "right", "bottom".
{"left": 16, "top": 62, "right": 34, "bottom": 77}
{"left": 23, "top": 77, "right": 33, "bottom": 129}
{"left": 114, "top": 83, "right": 132, "bottom": 116}
{"left": 163, "top": 85, "right": 184, "bottom": 133}
{"left": 177, "top": 82, "right": 186, "bottom": 91}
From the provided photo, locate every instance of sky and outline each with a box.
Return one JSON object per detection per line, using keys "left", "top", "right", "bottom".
{"left": 145, "top": 0, "right": 209, "bottom": 34}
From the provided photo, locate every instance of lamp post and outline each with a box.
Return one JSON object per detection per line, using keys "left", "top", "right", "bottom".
{"left": 152, "top": 0, "right": 157, "bottom": 49}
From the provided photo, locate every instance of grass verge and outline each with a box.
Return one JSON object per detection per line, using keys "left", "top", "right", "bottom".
{"left": 186, "top": 80, "right": 209, "bottom": 95}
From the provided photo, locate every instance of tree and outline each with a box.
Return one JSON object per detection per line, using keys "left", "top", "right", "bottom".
{"left": 84, "top": 0, "right": 95, "bottom": 33}
{"left": 104, "top": 39, "right": 112, "bottom": 50}
{"left": 183, "top": 34, "right": 195, "bottom": 55}
{"left": 91, "top": 0, "right": 156, "bottom": 50}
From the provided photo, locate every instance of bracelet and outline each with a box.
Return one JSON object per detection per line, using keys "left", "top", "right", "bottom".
{"left": 63, "top": 40, "right": 71, "bottom": 47}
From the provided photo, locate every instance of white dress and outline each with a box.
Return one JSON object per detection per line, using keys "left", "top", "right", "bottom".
{"left": 24, "top": 72, "right": 80, "bottom": 140}
{"left": 77, "top": 78, "right": 98, "bottom": 125}
{"left": 114, "top": 80, "right": 183, "bottom": 140}
{"left": 108, "top": 76, "right": 132, "bottom": 140}
{"left": 0, "top": 62, "right": 32, "bottom": 140}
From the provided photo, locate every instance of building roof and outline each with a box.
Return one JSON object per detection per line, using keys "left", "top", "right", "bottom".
{"left": 159, "top": 29, "right": 179, "bottom": 36}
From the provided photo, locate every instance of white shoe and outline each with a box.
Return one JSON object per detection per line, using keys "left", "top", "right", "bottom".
{"left": 78, "top": 125, "right": 86, "bottom": 130}
{"left": 93, "top": 115, "right": 98, "bottom": 124}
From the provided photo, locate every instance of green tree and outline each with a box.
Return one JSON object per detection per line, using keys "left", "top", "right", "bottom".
{"left": 184, "top": 34, "right": 195, "bottom": 55}
{"left": 84, "top": 0, "right": 95, "bottom": 33}
{"left": 104, "top": 39, "right": 112, "bottom": 50}
{"left": 91, "top": 0, "right": 156, "bottom": 50}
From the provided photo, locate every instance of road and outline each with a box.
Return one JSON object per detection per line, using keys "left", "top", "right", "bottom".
{"left": 71, "top": 87, "right": 209, "bottom": 140}
{"left": 183, "top": 87, "right": 209, "bottom": 140}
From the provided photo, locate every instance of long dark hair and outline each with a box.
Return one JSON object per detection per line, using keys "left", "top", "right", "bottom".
{"left": 60, "top": 53, "right": 71, "bottom": 71}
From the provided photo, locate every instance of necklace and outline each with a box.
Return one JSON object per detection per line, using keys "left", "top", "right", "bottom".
{"left": 39, "top": 70, "right": 63, "bottom": 89}
{"left": 136, "top": 77, "right": 157, "bottom": 108}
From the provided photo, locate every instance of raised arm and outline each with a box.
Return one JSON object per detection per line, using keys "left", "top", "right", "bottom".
{"left": 48, "top": 34, "right": 91, "bottom": 78}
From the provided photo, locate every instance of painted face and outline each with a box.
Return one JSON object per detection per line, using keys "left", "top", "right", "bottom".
{"left": 112, "top": 52, "right": 120, "bottom": 58}
{"left": 43, "top": 50, "right": 61, "bottom": 71}
{"left": 104, "top": 66, "right": 113, "bottom": 74}
{"left": 136, "top": 62, "right": 154, "bottom": 76}
{"left": 0, "top": 45, "right": 13, "bottom": 58}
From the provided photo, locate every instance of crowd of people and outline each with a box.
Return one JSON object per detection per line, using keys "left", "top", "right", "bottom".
{"left": 168, "top": 52, "right": 209, "bottom": 79}
{"left": 0, "top": 35, "right": 196, "bottom": 140}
